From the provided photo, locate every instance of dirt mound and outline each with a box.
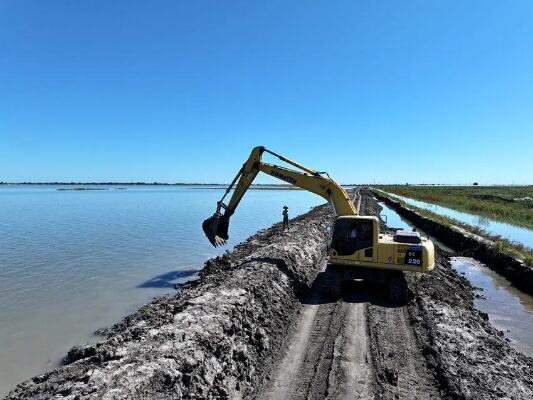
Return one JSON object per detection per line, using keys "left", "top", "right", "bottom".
{"left": 368, "top": 189, "right": 533, "bottom": 399}
{"left": 7, "top": 190, "right": 533, "bottom": 400}
{"left": 6, "top": 205, "right": 333, "bottom": 399}
{"left": 407, "top": 256, "right": 533, "bottom": 399}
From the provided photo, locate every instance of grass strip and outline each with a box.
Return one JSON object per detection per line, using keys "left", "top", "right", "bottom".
{"left": 374, "top": 185, "right": 533, "bottom": 230}
{"left": 372, "top": 189, "right": 533, "bottom": 266}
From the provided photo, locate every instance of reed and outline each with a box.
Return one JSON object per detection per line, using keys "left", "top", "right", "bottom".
{"left": 375, "top": 185, "right": 533, "bottom": 230}
{"left": 374, "top": 189, "right": 533, "bottom": 265}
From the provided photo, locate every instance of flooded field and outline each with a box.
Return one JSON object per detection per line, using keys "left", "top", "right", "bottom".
{"left": 378, "top": 201, "right": 455, "bottom": 252}
{"left": 0, "top": 185, "right": 323, "bottom": 397}
{"left": 381, "top": 191, "right": 533, "bottom": 248}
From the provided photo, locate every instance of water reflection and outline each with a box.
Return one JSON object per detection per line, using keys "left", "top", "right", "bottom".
{"left": 0, "top": 185, "right": 323, "bottom": 396}
{"left": 475, "top": 215, "right": 490, "bottom": 227}
{"left": 138, "top": 269, "right": 200, "bottom": 289}
{"left": 451, "top": 257, "right": 533, "bottom": 357}
{"left": 381, "top": 191, "right": 533, "bottom": 248}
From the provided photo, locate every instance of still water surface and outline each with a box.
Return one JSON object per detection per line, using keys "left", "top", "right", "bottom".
{"left": 380, "top": 191, "right": 533, "bottom": 248}
{"left": 0, "top": 185, "right": 323, "bottom": 396}
{"left": 451, "top": 257, "right": 533, "bottom": 357}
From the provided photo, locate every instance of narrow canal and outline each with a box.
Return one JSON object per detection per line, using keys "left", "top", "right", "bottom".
{"left": 377, "top": 199, "right": 533, "bottom": 357}
{"left": 378, "top": 190, "right": 533, "bottom": 248}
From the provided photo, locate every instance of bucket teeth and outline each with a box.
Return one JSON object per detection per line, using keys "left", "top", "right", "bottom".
{"left": 214, "top": 237, "right": 227, "bottom": 247}
{"left": 202, "top": 214, "right": 230, "bottom": 247}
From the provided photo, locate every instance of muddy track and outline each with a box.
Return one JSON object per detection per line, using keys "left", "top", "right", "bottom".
{"left": 6, "top": 189, "right": 533, "bottom": 399}
{"left": 264, "top": 283, "right": 373, "bottom": 400}
{"left": 259, "top": 191, "right": 440, "bottom": 400}
{"left": 259, "top": 190, "right": 533, "bottom": 400}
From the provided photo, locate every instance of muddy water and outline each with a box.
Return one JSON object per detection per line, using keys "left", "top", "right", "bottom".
{"left": 378, "top": 199, "right": 533, "bottom": 357}
{"left": 380, "top": 191, "right": 533, "bottom": 248}
{"left": 451, "top": 257, "right": 533, "bottom": 357}
{"left": 0, "top": 185, "right": 324, "bottom": 397}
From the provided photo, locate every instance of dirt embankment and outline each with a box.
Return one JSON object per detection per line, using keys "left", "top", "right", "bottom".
{"left": 373, "top": 190, "right": 533, "bottom": 296}
{"left": 368, "top": 191, "right": 533, "bottom": 399}
{"left": 6, "top": 190, "right": 533, "bottom": 400}
{"left": 6, "top": 206, "right": 333, "bottom": 399}
{"left": 256, "top": 190, "right": 533, "bottom": 400}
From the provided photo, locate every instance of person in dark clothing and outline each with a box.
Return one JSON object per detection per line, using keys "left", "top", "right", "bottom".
{"left": 282, "top": 205, "right": 289, "bottom": 230}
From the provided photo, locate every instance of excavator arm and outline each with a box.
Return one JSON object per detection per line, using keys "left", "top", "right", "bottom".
{"left": 202, "top": 146, "right": 357, "bottom": 246}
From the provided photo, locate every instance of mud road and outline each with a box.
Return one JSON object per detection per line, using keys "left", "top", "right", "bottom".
{"left": 257, "top": 191, "right": 533, "bottom": 400}
{"left": 6, "top": 190, "right": 533, "bottom": 399}
{"left": 257, "top": 192, "right": 440, "bottom": 400}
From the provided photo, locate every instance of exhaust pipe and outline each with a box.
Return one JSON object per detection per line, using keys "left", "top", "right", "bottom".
{"left": 202, "top": 213, "right": 230, "bottom": 247}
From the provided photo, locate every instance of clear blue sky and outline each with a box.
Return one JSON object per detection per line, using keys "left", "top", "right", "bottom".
{"left": 1, "top": 1, "right": 532, "bottom": 184}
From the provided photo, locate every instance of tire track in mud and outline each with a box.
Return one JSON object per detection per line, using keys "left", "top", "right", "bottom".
{"left": 264, "top": 279, "right": 375, "bottom": 400}
{"left": 261, "top": 190, "right": 441, "bottom": 400}
{"left": 368, "top": 303, "right": 440, "bottom": 400}
{"left": 326, "top": 295, "right": 374, "bottom": 400}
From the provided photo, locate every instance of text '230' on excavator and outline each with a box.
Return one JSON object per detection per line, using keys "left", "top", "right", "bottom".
{"left": 202, "top": 146, "right": 435, "bottom": 300}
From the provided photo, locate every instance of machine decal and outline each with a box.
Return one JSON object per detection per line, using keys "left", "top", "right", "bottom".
{"left": 270, "top": 170, "right": 297, "bottom": 184}
{"left": 404, "top": 245, "right": 423, "bottom": 266}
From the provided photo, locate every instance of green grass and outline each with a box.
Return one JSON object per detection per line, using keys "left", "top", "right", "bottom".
{"left": 374, "top": 185, "right": 533, "bottom": 230}
{"left": 372, "top": 189, "right": 533, "bottom": 265}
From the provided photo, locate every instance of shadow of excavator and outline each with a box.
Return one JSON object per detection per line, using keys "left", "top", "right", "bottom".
{"left": 137, "top": 269, "right": 200, "bottom": 289}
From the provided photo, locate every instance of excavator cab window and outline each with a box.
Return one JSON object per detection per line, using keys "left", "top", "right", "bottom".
{"left": 331, "top": 218, "right": 374, "bottom": 256}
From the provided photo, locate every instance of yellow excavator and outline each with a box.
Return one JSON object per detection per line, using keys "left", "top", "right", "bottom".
{"left": 202, "top": 146, "right": 434, "bottom": 299}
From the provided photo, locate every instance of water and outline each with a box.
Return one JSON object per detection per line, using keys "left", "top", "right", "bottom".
{"left": 379, "top": 191, "right": 533, "bottom": 248}
{"left": 0, "top": 185, "right": 324, "bottom": 397}
{"left": 451, "top": 257, "right": 533, "bottom": 357}
{"left": 377, "top": 200, "right": 455, "bottom": 253}
{"left": 378, "top": 198, "right": 533, "bottom": 357}
{"left": 376, "top": 201, "right": 411, "bottom": 231}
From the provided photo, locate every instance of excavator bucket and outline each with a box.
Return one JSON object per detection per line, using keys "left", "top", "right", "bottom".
{"left": 202, "top": 213, "right": 230, "bottom": 247}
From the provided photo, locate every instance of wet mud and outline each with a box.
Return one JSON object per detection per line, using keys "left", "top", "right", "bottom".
{"left": 6, "top": 190, "right": 533, "bottom": 399}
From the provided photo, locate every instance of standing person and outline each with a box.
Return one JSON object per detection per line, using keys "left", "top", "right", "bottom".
{"left": 282, "top": 205, "right": 290, "bottom": 230}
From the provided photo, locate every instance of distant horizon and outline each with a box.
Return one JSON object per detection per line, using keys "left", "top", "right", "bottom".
{"left": 1, "top": 181, "right": 531, "bottom": 187}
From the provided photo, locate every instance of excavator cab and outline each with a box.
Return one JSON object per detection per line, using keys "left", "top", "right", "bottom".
{"left": 330, "top": 217, "right": 375, "bottom": 257}
{"left": 329, "top": 216, "right": 434, "bottom": 273}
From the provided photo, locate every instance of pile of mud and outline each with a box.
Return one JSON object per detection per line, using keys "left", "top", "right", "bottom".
{"left": 407, "top": 256, "right": 533, "bottom": 399}
{"left": 7, "top": 190, "right": 533, "bottom": 400}
{"left": 6, "top": 205, "right": 333, "bottom": 399}
{"left": 366, "top": 191, "right": 533, "bottom": 399}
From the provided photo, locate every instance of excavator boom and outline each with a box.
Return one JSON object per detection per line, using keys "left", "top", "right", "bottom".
{"left": 202, "top": 145, "right": 435, "bottom": 280}
{"left": 202, "top": 146, "right": 356, "bottom": 246}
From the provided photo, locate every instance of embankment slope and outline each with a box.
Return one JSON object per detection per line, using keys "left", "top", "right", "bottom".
{"left": 6, "top": 190, "right": 533, "bottom": 400}
{"left": 6, "top": 206, "right": 333, "bottom": 399}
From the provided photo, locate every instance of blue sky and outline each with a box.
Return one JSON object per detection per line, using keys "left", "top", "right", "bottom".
{"left": 1, "top": 1, "right": 532, "bottom": 184}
